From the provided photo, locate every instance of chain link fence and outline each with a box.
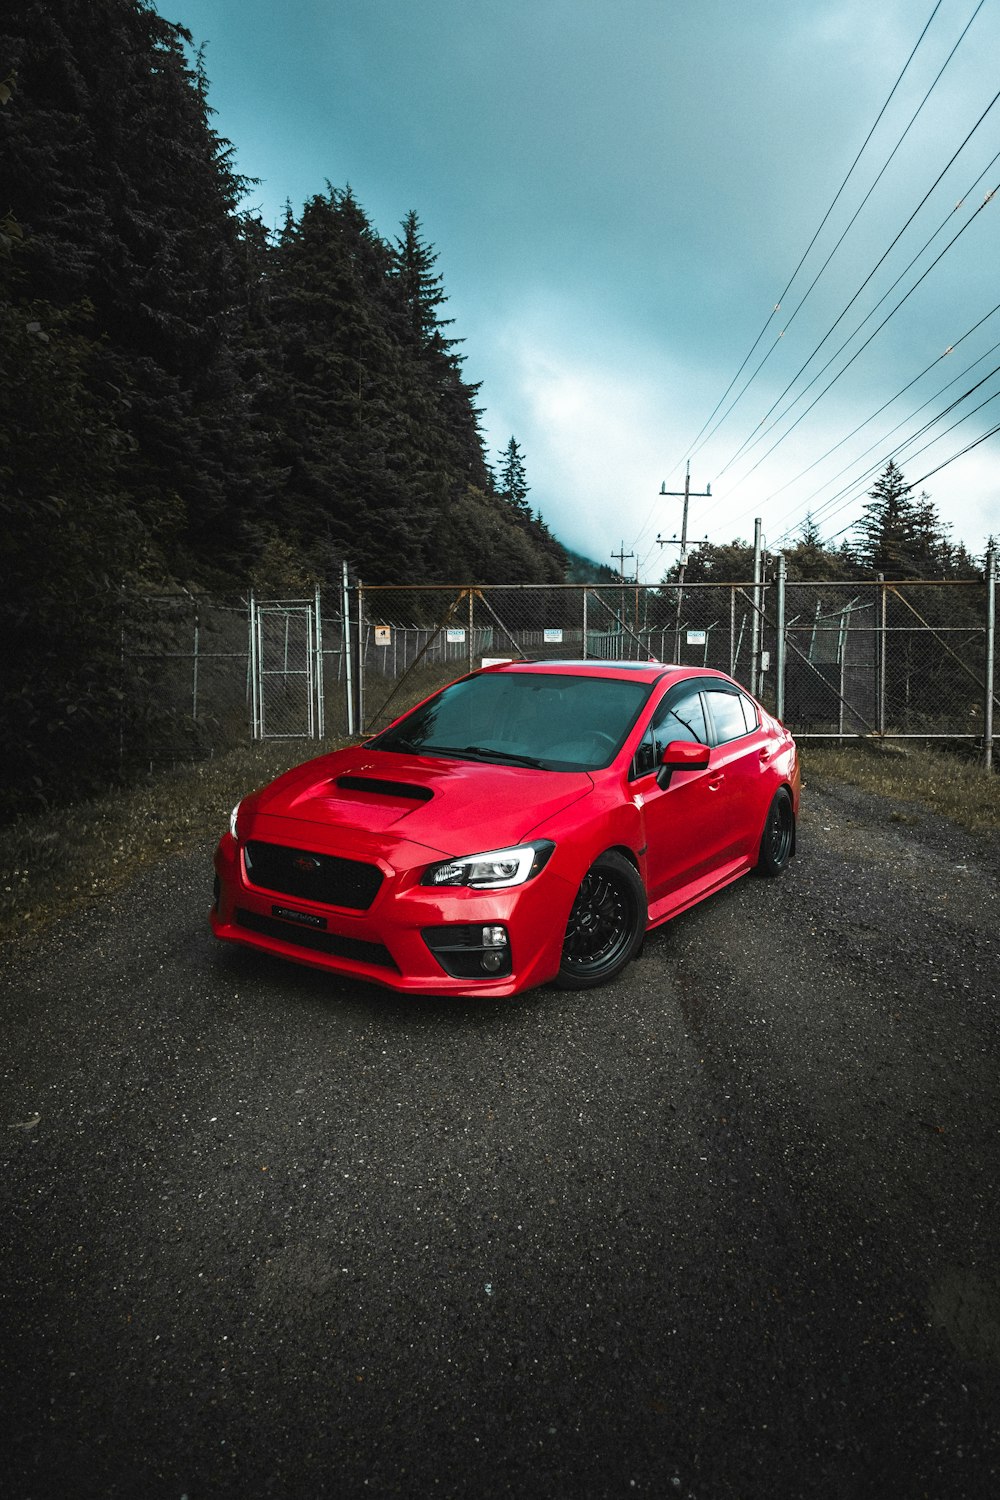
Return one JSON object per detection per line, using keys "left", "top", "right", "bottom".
{"left": 118, "top": 566, "right": 997, "bottom": 771}
{"left": 119, "top": 590, "right": 352, "bottom": 771}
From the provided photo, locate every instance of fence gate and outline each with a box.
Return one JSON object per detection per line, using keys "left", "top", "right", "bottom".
{"left": 249, "top": 593, "right": 325, "bottom": 739}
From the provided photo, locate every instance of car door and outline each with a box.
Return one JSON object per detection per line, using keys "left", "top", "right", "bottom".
{"left": 700, "top": 687, "right": 769, "bottom": 864}
{"left": 632, "top": 681, "right": 731, "bottom": 907}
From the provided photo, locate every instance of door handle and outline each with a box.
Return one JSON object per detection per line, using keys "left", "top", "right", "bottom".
{"left": 759, "top": 747, "right": 773, "bottom": 762}
{"left": 708, "top": 774, "right": 725, "bottom": 790}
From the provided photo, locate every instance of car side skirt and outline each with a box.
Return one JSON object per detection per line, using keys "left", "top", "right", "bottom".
{"left": 645, "top": 854, "right": 753, "bottom": 930}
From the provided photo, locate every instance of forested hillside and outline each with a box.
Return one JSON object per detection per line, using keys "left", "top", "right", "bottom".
{"left": 1, "top": 0, "right": 567, "bottom": 587}
{"left": 0, "top": 0, "right": 566, "bottom": 812}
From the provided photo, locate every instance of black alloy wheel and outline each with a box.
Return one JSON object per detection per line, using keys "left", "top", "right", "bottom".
{"left": 756, "top": 787, "right": 795, "bottom": 876}
{"left": 555, "top": 851, "right": 646, "bottom": 990}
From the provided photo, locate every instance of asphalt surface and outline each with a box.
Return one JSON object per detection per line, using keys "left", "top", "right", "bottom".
{"left": 2, "top": 776, "right": 998, "bottom": 1500}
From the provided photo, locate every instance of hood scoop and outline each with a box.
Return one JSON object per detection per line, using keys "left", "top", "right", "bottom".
{"left": 335, "top": 774, "right": 433, "bottom": 803}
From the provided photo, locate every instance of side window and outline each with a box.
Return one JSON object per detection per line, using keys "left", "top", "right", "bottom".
{"left": 741, "top": 694, "right": 759, "bottom": 732}
{"left": 632, "top": 687, "right": 708, "bottom": 777}
{"left": 657, "top": 689, "right": 709, "bottom": 751}
{"left": 705, "top": 689, "right": 751, "bottom": 745}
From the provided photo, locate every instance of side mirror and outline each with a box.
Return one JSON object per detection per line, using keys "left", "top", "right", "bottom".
{"left": 656, "top": 738, "right": 711, "bottom": 789}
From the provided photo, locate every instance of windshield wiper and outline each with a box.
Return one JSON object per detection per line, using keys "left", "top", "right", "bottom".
{"left": 376, "top": 735, "right": 421, "bottom": 754}
{"left": 422, "top": 743, "right": 549, "bottom": 768}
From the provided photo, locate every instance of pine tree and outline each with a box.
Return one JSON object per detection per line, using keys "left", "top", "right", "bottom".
{"left": 0, "top": 0, "right": 264, "bottom": 577}
{"left": 393, "top": 210, "right": 454, "bottom": 352}
{"left": 497, "top": 437, "right": 530, "bottom": 518}
{"left": 783, "top": 514, "right": 853, "bottom": 581}
{"left": 854, "top": 460, "right": 924, "bottom": 578}
{"left": 263, "top": 189, "right": 417, "bottom": 577}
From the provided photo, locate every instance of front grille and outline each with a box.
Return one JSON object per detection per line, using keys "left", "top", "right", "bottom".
{"left": 235, "top": 908, "right": 398, "bottom": 971}
{"left": 244, "top": 841, "right": 383, "bottom": 911}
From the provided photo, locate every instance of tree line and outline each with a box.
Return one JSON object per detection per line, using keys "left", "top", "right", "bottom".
{"left": 663, "top": 460, "right": 992, "bottom": 586}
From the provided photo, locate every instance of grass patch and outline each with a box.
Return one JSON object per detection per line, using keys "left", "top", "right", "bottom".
{"left": 0, "top": 738, "right": 351, "bottom": 946}
{"left": 803, "top": 741, "right": 1000, "bottom": 834}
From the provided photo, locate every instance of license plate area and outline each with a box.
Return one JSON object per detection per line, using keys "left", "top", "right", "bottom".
{"left": 272, "top": 904, "right": 327, "bottom": 930}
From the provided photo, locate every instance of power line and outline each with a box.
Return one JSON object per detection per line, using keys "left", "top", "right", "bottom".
{"left": 718, "top": 166, "right": 1000, "bottom": 530}
{"left": 766, "top": 330, "right": 1000, "bottom": 540}
{"left": 688, "top": 166, "right": 1000, "bottom": 548}
{"left": 715, "top": 88, "right": 1000, "bottom": 489}
{"left": 690, "top": 0, "right": 982, "bottom": 474}
{"left": 774, "top": 379, "right": 1000, "bottom": 548}
{"left": 671, "top": 0, "right": 947, "bottom": 471}
{"left": 820, "top": 416, "right": 1000, "bottom": 544}
{"left": 757, "top": 300, "right": 1000, "bottom": 518}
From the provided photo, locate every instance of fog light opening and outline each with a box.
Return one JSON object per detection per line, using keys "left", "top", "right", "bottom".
{"left": 481, "top": 925, "right": 509, "bottom": 973}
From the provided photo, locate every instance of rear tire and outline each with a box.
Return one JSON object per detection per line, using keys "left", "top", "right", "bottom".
{"left": 554, "top": 851, "right": 646, "bottom": 990}
{"left": 756, "top": 788, "right": 794, "bottom": 877}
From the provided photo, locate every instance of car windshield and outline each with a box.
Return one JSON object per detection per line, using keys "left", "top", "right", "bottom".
{"left": 370, "top": 671, "right": 654, "bottom": 771}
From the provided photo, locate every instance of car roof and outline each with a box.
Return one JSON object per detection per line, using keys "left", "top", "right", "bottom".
{"left": 479, "top": 659, "right": 735, "bottom": 687}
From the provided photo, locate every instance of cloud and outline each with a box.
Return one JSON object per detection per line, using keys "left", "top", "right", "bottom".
{"left": 484, "top": 298, "right": 696, "bottom": 570}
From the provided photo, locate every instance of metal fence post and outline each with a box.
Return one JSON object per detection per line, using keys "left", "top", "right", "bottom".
{"left": 468, "top": 588, "right": 474, "bottom": 675}
{"left": 314, "top": 584, "right": 325, "bottom": 739}
{"left": 357, "top": 582, "right": 365, "bottom": 735}
{"left": 877, "top": 574, "right": 886, "bottom": 738}
{"left": 248, "top": 591, "right": 261, "bottom": 740}
{"left": 729, "top": 587, "right": 736, "bottom": 677}
{"left": 342, "top": 562, "right": 355, "bottom": 737}
{"left": 986, "top": 546, "right": 996, "bottom": 772}
{"left": 775, "top": 554, "right": 786, "bottom": 720}
{"left": 192, "top": 601, "right": 200, "bottom": 723}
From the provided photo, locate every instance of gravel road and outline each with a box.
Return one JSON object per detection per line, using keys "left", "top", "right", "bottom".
{"left": 1, "top": 776, "right": 998, "bottom": 1499}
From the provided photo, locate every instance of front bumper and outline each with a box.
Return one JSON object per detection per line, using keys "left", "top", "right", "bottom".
{"left": 210, "top": 829, "right": 577, "bottom": 997}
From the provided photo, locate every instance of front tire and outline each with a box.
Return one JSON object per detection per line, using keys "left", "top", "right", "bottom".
{"left": 756, "top": 788, "right": 794, "bottom": 876}
{"left": 554, "top": 851, "right": 646, "bottom": 990}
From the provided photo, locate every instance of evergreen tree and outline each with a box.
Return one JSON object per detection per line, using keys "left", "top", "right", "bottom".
{"left": 0, "top": 0, "right": 264, "bottom": 578}
{"left": 393, "top": 210, "right": 454, "bottom": 353}
{"left": 783, "top": 514, "right": 854, "bottom": 581}
{"left": 263, "top": 188, "right": 424, "bottom": 578}
{"left": 0, "top": 281, "right": 145, "bottom": 814}
{"left": 851, "top": 460, "right": 950, "bottom": 579}
{"left": 497, "top": 436, "right": 530, "bottom": 518}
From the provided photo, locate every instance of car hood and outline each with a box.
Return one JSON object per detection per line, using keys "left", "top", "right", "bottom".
{"left": 246, "top": 745, "right": 596, "bottom": 856}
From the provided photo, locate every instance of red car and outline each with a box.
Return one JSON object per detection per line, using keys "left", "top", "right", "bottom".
{"left": 211, "top": 660, "right": 799, "bottom": 996}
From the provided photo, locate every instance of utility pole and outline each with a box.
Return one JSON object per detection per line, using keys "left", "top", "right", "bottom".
{"left": 656, "top": 462, "right": 711, "bottom": 662}
{"left": 611, "top": 543, "right": 635, "bottom": 637}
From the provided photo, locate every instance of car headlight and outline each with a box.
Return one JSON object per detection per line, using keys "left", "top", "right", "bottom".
{"left": 229, "top": 801, "right": 242, "bottom": 839}
{"left": 423, "top": 840, "right": 554, "bottom": 890}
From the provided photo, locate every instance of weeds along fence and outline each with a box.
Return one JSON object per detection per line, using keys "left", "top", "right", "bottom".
{"left": 119, "top": 564, "right": 997, "bottom": 771}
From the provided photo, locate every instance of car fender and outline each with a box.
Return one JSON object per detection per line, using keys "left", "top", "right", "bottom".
{"left": 522, "top": 778, "right": 648, "bottom": 904}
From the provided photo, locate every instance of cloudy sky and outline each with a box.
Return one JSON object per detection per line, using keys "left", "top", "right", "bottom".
{"left": 159, "top": 0, "right": 1000, "bottom": 575}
